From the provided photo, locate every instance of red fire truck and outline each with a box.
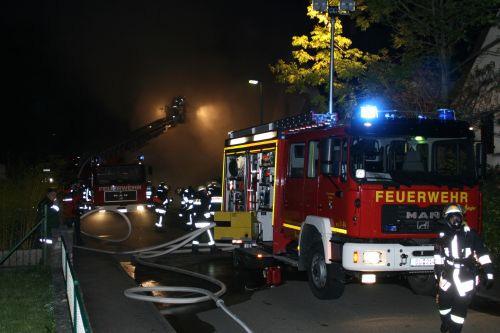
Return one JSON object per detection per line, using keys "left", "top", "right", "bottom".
{"left": 91, "top": 162, "right": 149, "bottom": 213}
{"left": 69, "top": 96, "right": 187, "bottom": 215}
{"left": 214, "top": 107, "right": 482, "bottom": 299}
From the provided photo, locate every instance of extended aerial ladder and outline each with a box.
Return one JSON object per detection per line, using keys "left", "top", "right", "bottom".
{"left": 76, "top": 96, "right": 186, "bottom": 178}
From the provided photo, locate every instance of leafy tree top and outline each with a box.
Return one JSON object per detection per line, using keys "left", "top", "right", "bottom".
{"left": 271, "top": 3, "right": 379, "bottom": 114}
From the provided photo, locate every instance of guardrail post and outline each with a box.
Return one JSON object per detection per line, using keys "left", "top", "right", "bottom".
{"left": 42, "top": 205, "right": 48, "bottom": 265}
{"left": 73, "top": 279, "right": 79, "bottom": 333}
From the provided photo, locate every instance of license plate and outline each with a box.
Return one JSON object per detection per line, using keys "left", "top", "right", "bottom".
{"left": 410, "top": 257, "right": 434, "bottom": 266}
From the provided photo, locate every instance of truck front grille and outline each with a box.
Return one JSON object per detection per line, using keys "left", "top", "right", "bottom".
{"left": 381, "top": 204, "right": 442, "bottom": 234}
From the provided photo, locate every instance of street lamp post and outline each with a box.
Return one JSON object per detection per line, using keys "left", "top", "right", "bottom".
{"left": 249, "top": 79, "right": 264, "bottom": 125}
{"left": 313, "top": 0, "right": 356, "bottom": 115}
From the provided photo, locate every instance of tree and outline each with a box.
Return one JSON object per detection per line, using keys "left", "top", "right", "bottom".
{"left": 452, "top": 62, "right": 500, "bottom": 124}
{"left": 359, "top": 0, "right": 500, "bottom": 105}
{"left": 360, "top": 55, "right": 443, "bottom": 114}
{"left": 270, "top": 2, "right": 379, "bottom": 115}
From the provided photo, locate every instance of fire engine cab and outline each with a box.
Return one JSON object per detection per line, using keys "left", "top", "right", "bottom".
{"left": 91, "top": 162, "right": 149, "bottom": 213}
{"left": 214, "top": 106, "right": 482, "bottom": 299}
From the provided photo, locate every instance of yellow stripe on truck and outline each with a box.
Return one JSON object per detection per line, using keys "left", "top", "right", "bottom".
{"left": 283, "top": 223, "right": 301, "bottom": 231}
{"left": 331, "top": 227, "right": 347, "bottom": 234}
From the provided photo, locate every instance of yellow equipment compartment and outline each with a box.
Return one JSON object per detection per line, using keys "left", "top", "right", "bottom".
{"left": 214, "top": 211, "right": 257, "bottom": 240}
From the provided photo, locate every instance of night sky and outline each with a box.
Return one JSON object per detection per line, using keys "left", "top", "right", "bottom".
{"left": 2, "top": 0, "right": 383, "bottom": 188}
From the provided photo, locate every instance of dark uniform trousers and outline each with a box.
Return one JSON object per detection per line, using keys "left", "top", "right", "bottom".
{"left": 434, "top": 225, "right": 494, "bottom": 333}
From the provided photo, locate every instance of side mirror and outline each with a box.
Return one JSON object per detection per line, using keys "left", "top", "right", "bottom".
{"left": 320, "top": 138, "right": 334, "bottom": 175}
{"left": 355, "top": 169, "right": 366, "bottom": 179}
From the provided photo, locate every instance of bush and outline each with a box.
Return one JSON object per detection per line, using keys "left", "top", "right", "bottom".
{"left": 0, "top": 166, "right": 51, "bottom": 250}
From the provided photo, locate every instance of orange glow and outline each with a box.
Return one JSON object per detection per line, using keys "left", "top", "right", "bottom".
{"left": 141, "top": 280, "right": 164, "bottom": 297}
{"left": 195, "top": 104, "right": 220, "bottom": 131}
{"left": 120, "top": 262, "right": 136, "bottom": 279}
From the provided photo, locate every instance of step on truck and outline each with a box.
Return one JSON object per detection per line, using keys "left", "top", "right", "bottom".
{"left": 214, "top": 106, "right": 483, "bottom": 299}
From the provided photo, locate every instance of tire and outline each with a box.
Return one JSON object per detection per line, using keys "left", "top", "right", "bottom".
{"left": 307, "top": 242, "right": 345, "bottom": 299}
{"left": 407, "top": 274, "right": 436, "bottom": 296}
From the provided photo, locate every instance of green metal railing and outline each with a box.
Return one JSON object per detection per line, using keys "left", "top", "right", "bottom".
{"left": 0, "top": 206, "right": 47, "bottom": 267}
{"left": 1, "top": 205, "right": 91, "bottom": 331}
{"left": 61, "top": 237, "right": 92, "bottom": 333}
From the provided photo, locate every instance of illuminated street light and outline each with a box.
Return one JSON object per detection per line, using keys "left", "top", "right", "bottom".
{"left": 248, "top": 79, "right": 264, "bottom": 125}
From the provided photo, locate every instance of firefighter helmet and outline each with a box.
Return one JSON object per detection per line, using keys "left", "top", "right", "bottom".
{"left": 175, "top": 187, "right": 183, "bottom": 196}
{"left": 444, "top": 204, "right": 464, "bottom": 229}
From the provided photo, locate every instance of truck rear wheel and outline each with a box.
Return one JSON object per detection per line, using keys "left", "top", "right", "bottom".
{"left": 307, "top": 242, "right": 344, "bottom": 299}
{"left": 407, "top": 274, "right": 436, "bottom": 296}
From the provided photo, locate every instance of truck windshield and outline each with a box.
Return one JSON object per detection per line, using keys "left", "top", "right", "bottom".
{"left": 350, "top": 136, "right": 476, "bottom": 186}
{"left": 95, "top": 165, "right": 145, "bottom": 185}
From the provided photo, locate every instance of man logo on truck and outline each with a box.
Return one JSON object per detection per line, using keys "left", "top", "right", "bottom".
{"left": 416, "top": 221, "right": 430, "bottom": 230}
{"left": 405, "top": 211, "right": 441, "bottom": 220}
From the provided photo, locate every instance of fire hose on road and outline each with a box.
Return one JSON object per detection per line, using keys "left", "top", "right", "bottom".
{"left": 75, "top": 208, "right": 252, "bottom": 333}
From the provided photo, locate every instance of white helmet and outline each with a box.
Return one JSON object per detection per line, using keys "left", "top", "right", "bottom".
{"left": 443, "top": 204, "right": 464, "bottom": 229}
{"left": 443, "top": 204, "right": 464, "bottom": 217}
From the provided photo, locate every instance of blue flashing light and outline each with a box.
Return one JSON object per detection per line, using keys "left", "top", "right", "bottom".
{"left": 382, "top": 110, "right": 399, "bottom": 119}
{"left": 437, "top": 108, "right": 455, "bottom": 120}
{"left": 360, "top": 105, "right": 379, "bottom": 119}
{"left": 138, "top": 154, "right": 145, "bottom": 161}
{"left": 363, "top": 122, "right": 372, "bottom": 127}
{"left": 384, "top": 225, "right": 398, "bottom": 232}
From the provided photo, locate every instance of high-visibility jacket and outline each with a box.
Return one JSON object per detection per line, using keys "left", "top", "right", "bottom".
{"left": 434, "top": 224, "right": 494, "bottom": 296}
{"left": 36, "top": 196, "right": 60, "bottom": 233}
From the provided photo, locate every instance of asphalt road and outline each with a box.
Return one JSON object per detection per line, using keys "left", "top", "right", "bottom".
{"left": 198, "top": 279, "right": 500, "bottom": 333}
{"left": 80, "top": 209, "right": 184, "bottom": 251}
{"left": 80, "top": 209, "right": 500, "bottom": 333}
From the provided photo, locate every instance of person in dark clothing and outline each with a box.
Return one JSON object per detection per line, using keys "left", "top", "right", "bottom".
{"left": 434, "top": 204, "right": 494, "bottom": 333}
{"left": 70, "top": 183, "right": 85, "bottom": 246}
{"left": 36, "top": 188, "right": 61, "bottom": 244}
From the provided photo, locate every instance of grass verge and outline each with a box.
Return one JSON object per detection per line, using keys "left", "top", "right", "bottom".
{"left": 0, "top": 266, "right": 55, "bottom": 333}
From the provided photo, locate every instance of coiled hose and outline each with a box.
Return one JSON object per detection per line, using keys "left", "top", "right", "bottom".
{"left": 74, "top": 208, "right": 252, "bottom": 333}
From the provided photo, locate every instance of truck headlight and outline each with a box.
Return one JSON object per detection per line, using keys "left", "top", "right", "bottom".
{"left": 363, "top": 251, "right": 383, "bottom": 264}
{"left": 137, "top": 205, "right": 145, "bottom": 212}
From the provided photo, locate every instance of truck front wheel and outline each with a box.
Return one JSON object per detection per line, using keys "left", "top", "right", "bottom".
{"left": 307, "top": 242, "right": 344, "bottom": 299}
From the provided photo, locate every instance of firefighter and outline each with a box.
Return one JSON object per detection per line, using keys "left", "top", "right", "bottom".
{"left": 36, "top": 188, "right": 61, "bottom": 245}
{"left": 434, "top": 204, "right": 494, "bottom": 333}
{"left": 156, "top": 182, "right": 170, "bottom": 205}
{"left": 72, "top": 182, "right": 85, "bottom": 245}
